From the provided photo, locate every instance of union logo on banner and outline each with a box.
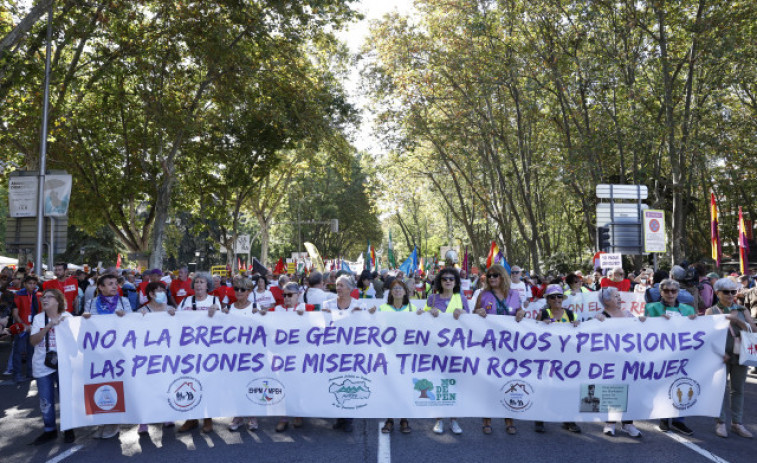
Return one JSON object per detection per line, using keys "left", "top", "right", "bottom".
{"left": 84, "top": 381, "right": 126, "bottom": 415}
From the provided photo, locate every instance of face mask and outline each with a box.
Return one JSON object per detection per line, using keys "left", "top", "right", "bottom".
{"left": 154, "top": 292, "right": 167, "bottom": 304}
{"left": 640, "top": 279, "right": 648, "bottom": 285}
{"left": 226, "top": 281, "right": 232, "bottom": 287}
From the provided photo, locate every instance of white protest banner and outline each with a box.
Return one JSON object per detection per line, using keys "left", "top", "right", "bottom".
{"left": 599, "top": 253, "right": 622, "bottom": 270}
{"left": 57, "top": 311, "right": 727, "bottom": 429}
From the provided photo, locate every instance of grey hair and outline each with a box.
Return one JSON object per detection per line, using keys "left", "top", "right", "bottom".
{"left": 192, "top": 272, "right": 215, "bottom": 292}
{"left": 713, "top": 277, "right": 739, "bottom": 292}
{"left": 283, "top": 282, "right": 300, "bottom": 293}
{"left": 613, "top": 266, "right": 624, "bottom": 275}
{"left": 278, "top": 274, "right": 290, "bottom": 287}
{"left": 599, "top": 286, "right": 619, "bottom": 306}
{"left": 336, "top": 274, "right": 355, "bottom": 290}
{"left": 658, "top": 278, "right": 680, "bottom": 291}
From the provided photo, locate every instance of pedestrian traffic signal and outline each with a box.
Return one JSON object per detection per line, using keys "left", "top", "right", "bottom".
{"left": 597, "top": 226, "right": 611, "bottom": 252}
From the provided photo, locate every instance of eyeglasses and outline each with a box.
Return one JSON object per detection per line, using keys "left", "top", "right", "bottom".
{"left": 441, "top": 277, "right": 455, "bottom": 282}
{"left": 487, "top": 274, "right": 500, "bottom": 279}
{"left": 511, "top": 270, "right": 521, "bottom": 274}
{"left": 547, "top": 294, "right": 564, "bottom": 300}
{"left": 233, "top": 287, "right": 249, "bottom": 292}
{"left": 283, "top": 293, "right": 297, "bottom": 297}
{"left": 391, "top": 286, "right": 405, "bottom": 291}
{"left": 720, "top": 290, "right": 738, "bottom": 295}
{"left": 661, "top": 289, "right": 679, "bottom": 294}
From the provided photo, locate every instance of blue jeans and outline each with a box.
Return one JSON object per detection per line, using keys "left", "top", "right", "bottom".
{"left": 36, "top": 371, "right": 59, "bottom": 432}
{"left": 12, "top": 332, "right": 31, "bottom": 381}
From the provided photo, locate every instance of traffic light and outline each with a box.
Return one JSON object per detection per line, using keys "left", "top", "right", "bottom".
{"left": 597, "top": 226, "right": 611, "bottom": 252}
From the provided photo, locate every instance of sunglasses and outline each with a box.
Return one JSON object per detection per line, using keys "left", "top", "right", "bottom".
{"left": 547, "top": 294, "right": 564, "bottom": 299}
{"left": 661, "top": 289, "right": 679, "bottom": 294}
{"left": 720, "top": 290, "right": 738, "bottom": 295}
{"left": 441, "top": 277, "right": 455, "bottom": 282}
{"left": 283, "top": 293, "right": 297, "bottom": 297}
{"left": 487, "top": 274, "right": 500, "bottom": 279}
{"left": 233, "top": 287, "right": 249, "bottom": 292}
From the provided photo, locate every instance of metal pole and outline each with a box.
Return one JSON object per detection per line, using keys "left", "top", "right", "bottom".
{"left": 48, "top": 216, "right": 55, "bottom": 271}
{"left": 34, "top": 1, "right": 54, "bottom": 275}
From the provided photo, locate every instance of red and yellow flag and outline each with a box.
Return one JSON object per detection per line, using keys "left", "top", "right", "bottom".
{"left": 739, "top": 206, "right": 749, "bottom": 274}
{"left": 710, "top": 193, "right": 721, "bottom": 268}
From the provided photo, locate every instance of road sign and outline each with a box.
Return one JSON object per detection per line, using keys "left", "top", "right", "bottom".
{"left": 596, "top": 184, "right": 648, "bottom": 200}
{"left": 8, "top": 171, "right": 72, "bottom": 218}
{"left": 596, "top": 203, "right": 649, "bottom": 226}
{"left": 643, "top": 210, "right": 666, "bottom": 253}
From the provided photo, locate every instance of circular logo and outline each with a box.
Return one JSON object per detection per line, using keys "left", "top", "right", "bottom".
{"left": 500, "top": 380, "right": 534, "bottom": 413}
{"left": 246, "top": 378, "right": 286, "bottom": 405}
{"left": 167, "top": 376, "right": 203, "bottom": 412}
{"left": 669, "top": 377, "right": 700, "bottom": 410}
{"left": 649, "top": 219, "right": 660, "bottom": 232}
{"left": 93, "top": 385, "right": 119, "bottom": 411}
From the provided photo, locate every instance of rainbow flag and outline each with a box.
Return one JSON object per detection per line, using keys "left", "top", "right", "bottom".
{"left": 486, "top": 241, "right": 499, "bottom": 268}
{"left": 710, "top": 193, "right": 721, "bottom": 267}
{"left": 739, "top": 206, "right": 749, "bottom": 274}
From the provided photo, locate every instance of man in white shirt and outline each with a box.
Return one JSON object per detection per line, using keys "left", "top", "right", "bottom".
{"left": 299, "top": 272, "right": 336, "bottom": 309}
{"left": 509, "top": 266, "right": 530, "bottom": 308}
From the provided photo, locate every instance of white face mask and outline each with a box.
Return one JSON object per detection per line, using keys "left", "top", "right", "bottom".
{"left": 154, "top": 292, "right": 167, "bottom": 304}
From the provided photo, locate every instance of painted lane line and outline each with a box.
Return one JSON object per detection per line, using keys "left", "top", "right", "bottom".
{"left": 45, "top": 444, "right": 84, "bottom": 463}
{"left": 377, "top": 420, "right": 391, "bottom": 463}
{"left": 663, "top": 432, "right": 730, "bottom": 463}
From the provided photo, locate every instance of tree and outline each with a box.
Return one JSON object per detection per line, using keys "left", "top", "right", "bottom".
{"left": 414, "top": 378, "right": 434, "bottom": 398}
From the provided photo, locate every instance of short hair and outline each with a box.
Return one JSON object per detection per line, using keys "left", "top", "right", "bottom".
{"left": 713, "top": 278, "right": 739, "bottom": 292}
{"left": 253, "top": 275, "right": 268, "bottom": 288}
{"left": 613, "top": 267, "right": 624, "bottom": 276}
{"left": 233, "top": 276, "right": 254, "bottom": 291}
{"left": 565, "top": 273, "right": 582, "bottom": 286}
{"left": 145, "top": 281, "right": 167, "bottom": 301}
{"left": 386, "top": 279, "right": 410, "bottom": 306}
{"left": 282, "top": 282, "right": 300, "bottom": 294}
{"left": 658, "top": 278, "right": 680, "bottom": 291}
{"left": 42, "top": 289, "right": 67, "bottom": 313}
{"left": 599, "top": 286, "right": 619, "bottom": 306}
{"left": 336, "top": 274, "right": 355, "bottom": 290}
{"left": 54, "top": 262, "right": 67, "bottom": 270}
{"left": 192, "top": 272, "right": 215, "bottom": 292}
{"left": 96, "top": 274, "right": 118, "bottom": 287}
{"left": 308, "top": 272, "right": 323, "bottom": 287}
{"left": 23, "top": 275, "right": 39, "bottom": 284}
{"left": 278, "top": 274, "right": 290, "bottom": 287}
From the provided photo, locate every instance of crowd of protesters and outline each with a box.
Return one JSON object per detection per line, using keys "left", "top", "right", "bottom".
{"left": 1, "top": 258, "right": 755, "bottom": 446}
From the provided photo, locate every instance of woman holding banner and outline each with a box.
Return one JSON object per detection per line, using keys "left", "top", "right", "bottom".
{"left": 474, "top": 264, "right": 525, "bottom": 435}
{"left": 227, "top": 277, "right": 260, "bottom": 432}
{"left": 323, "top": 275, "right": 363, "bottom": 432}
{"left": 594, "top": 287, "right": 643, "bottom": 438}
{"left": 705, "top": 278, "right": 756, "bottom": 438}
{"left": 534, "top": 284, "right": 581, "bottom": 434}
{"left": 370, "top": 279, "right": 414, "bottom": 433}
{"left": 420, "top": 267, "right": 467, "bottom": 435}
{"left": 29, "top": 289, "right": 75, "bottom": 445}
{"left": 644, "top": 278, "right": 697, "bottom": 436}
{"left": 176, "top": 272, "right": 225, "bottom": 433}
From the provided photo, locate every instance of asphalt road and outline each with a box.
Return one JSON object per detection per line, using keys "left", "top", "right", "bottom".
{"left": 1, "top": 338, "right": 755, "bottom": 463}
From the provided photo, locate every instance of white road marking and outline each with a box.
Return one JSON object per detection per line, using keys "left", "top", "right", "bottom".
{"left": 663, "top": 432, "right": 730, "bottom": 463}
{"left": 45, "top": 444, "right": 84, "bottom": 463}
{"left": 377, "top": 420, "right": 391, "bottom": 463}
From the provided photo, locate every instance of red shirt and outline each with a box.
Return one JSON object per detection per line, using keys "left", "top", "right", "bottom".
{"left": 600, "top": 277, "right": 631, "bottom": 292}
{"left": 13, "top": 289, "right": 40, "bottom": 326}
{"left": 170, "top": 278, "right": 194, "bottom": 306}
{"left": 42, "top": 277, "right": 78, "bottom": 313}
{"left": 211, "top": 286, "right": 236, "bottom": 305}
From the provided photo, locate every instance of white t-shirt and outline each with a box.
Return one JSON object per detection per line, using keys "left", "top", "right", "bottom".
{"left": 248, "top": 289, "right": 275, "bottom": 308}
{"left": 299, "top": 287, "right": 336, "bottom": 307}
{"left": 460, "top": 279, "right": 471, "bottom": 291}
{"left": 228, "top": 302, "right": 255, "bottom": 317}
{"left": 273, "top": 303, "right": 308, "bottom": 313}
{"left": 322, "top": 298, "right": 363, "bottom": 312}
{"left": 510, "top": 281, "right": 528, "bottom": 305}
{"left": 178, "top": 294, "right": 221, "bottom": 311}
{"left": 31, "top": 311, "right": 72, "bottom": 378}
